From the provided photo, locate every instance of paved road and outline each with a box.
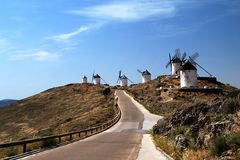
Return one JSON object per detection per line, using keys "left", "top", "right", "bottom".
{"left": 23, "top": 90, "right": 145, "bottom": 160}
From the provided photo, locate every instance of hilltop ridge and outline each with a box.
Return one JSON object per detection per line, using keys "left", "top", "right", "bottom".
{"left": 0, "top": 84, "right": 115, "bottom": 143}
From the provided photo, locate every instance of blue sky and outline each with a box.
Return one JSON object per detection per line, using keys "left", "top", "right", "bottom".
{"left": 0, "top": 0, "right": 240, "bottom": 99}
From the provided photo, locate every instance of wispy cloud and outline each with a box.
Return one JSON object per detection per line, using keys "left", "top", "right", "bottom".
{"left": 69, "top": 1, "right": 176, "bottom": 22}
{"left": 11, "top": 50, "right": 60, "bottom": 61}
{"left": 48, "top": 24, "right": 99, "bottom": 42}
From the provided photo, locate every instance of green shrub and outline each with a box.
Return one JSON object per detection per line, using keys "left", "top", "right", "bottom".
{"left": 211, "top": 136, "right": 229, "bottom": 156}
{"left": 222, "top": 98, "right": 240, "bottom": 114}
{"left": 102, "top": 88, "right": 111, "bottom": 96}
{"left": 226, "top": 132, "right": 240, "bottom": 149}
{"left": 4, "top": 147, "right": 18, "bottom": 157}
{"left": 42, "top": 138, "right": 57, "bottom": 147}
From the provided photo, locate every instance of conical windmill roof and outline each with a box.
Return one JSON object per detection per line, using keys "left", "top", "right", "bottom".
{"left": 142, "top": 70, "right": 151, "bottom": 75}
{"left": 172, "top": 57, "right": 182, "bottom": 63}
{"left": 180, "top": 61, "right": 197, "bottom": 70}
{"left": 93, "top": 74, "right": 101, "bottom": 78}
{"left": 121, "top": 75, "right": 128, "bottom": 79}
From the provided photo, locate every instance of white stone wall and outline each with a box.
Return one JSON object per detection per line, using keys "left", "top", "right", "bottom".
{"left": 142, "top": 75, "right": 151, "bottom": 83}
{"left": 172, "top": 63, "right": 181, "bottom": 75}
{"left": 120, "top": 78, "right": 128, "bottom": 87}
{"left": 93, "top": 78, "right": 101, "bottom": 85}
{"left": 180, "top": 70, "right": 198, "bottom": 88}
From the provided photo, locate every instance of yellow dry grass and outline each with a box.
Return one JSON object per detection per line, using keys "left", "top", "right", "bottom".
{"left": 0, "top": 84, "right": 115, "bottom": 143}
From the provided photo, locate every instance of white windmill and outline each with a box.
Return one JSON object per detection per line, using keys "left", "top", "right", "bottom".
{"left": 82, "top": 76, "right": 88, "bottom": 84}
{"left": 180, "top": 60, "right": 198, "bottom": 88}
{"left": 117, "top": 70, "right": 134, "bottom": 87}
{"left": 137, "top": 69, "right": 151, "bottom": 83}
{"left": 166, "top": 48, "right": 187, "bottom": 76}
{"left": 179, "top": 52, "right": 203, "bottom": 88}
{"left": 92, "top": 72, "right": 108, "bottom": 85}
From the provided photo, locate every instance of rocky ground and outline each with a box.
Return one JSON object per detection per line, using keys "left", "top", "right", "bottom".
{"left": 128, "top": 76, "right": 240, "bottom": 159}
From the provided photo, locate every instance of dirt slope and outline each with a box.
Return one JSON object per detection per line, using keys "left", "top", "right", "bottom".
{"left": 0, "top": 84, "right": 115, "bottom": 143}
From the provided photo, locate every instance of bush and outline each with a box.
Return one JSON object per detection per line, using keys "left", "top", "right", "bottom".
{"left": 226, "top": 132, "right": 240, "bottom": 149}
{"left": 211, "top": 136, "right": 229, "bottom": 156}
{"left": 211, "top": 133, "right": 240, "bottom": 157}
{"left": 4, "top": 147, "right": 18, "bottom": 157}
{"left": 102, "top": 88, "right": 111, "bottom": 96}
{"left": 222, "top": 98, "right": 240, "bottom": 114}
{"left": 42, "top": 138, "right": 57, "bottom": 147}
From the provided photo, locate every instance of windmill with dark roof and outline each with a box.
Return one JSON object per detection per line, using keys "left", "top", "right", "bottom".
{"left": 82, "top": 76, "right": 88, "bottom": 84}
{"left": 117, "top": 70, "right": 134, "bottom": 87}
{"left": 179, "top": 60, "right": 198, "bottom": 88}
{"left": 92, "top": 72, "right": 108, "bottom": 85}
{"left": 137, "top": 69, "right": 151, "bottom": 83}
{"left": 166, "top": 48, "right": 187, "bottom": 76}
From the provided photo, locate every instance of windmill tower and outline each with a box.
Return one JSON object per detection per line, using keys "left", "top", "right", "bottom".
{"left": 166, "top": 48, "right": 187, "bottom": 76}
{"left": 137, "top": 69, "right": 151, "bottom": 83}
{"left": 92, "top": 73, "right": 101, "bottom": 85}
{"left": 82, "top": 76, "right": 88, "bottom": 84}
{"left": 117, "top": 70, "right": 134, "bottom": 87}
{"left": 180, "top": 60, "right": 198, "bottom": 88}
{"left": 92, "top": 72, "right": 108, "bottom": 85}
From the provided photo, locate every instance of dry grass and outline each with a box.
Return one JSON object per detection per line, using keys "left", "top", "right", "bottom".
{"left": 183, "top": 149, "right": 209, "bottom": 160}
{"left": 0, "top": 84, "right": 115, "bottom": 143}
{"left": 128, "top": 76, "right": 235, "bottom": 116}
{"left": 153, "top": 135, "right": 176, "bottom": 158}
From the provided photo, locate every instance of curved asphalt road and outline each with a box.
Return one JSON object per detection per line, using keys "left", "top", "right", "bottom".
{"left": 23, "top": 90, "right": 145, "bottom": 160}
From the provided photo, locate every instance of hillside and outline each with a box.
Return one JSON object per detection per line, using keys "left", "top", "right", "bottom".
{"left": 0, "top": 84, "right": 115, "bottom": 143}
{"left": 127, "top": 76, "right": 240, "bottom": 159}
{"left": 0, "top": 100, "right": 17, "bottom": 108}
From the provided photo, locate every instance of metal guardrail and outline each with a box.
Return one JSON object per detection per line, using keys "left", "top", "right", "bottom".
{"left": 0, "top": 106, "right": 121, "bottom": 157}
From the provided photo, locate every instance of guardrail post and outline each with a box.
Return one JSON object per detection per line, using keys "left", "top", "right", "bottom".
{"left": 78, "top": 132, "right": 81, "bottom": 137}
{"left": 23, "top": 143, "right": 27, "bottom": 153}
{"left": 59, "top": 137, "right": 61, "bottom": 143}
{"left": 70, "top": 134, "right": 72, "bottom": 141}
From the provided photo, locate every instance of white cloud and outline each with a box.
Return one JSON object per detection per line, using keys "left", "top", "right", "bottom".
{"left": 48, "top": 24, "right": 95, "bottom": 42}
{"left": 69, "top": 1, "right": 176, "bottom": 22}
{"left": 11, "top": 50, "right": 60, "bottom": 61}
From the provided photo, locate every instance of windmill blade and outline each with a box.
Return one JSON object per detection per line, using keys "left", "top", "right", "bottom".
{"left": 182, "top": 52, "right": 187, "bottom": 61}
{"left": 92, "top": 71, "right": 95, "bottom": 83}
{"left": 128, "top": 77, "right": 134, "bottom": 84}
{"left": 119, "top": 70, "right": 122, "bottom": 78}
{"left": 117, "top": 71, "right": 121, "bottom": 83}
{"left": 101, "top": 78, "right": 108, "bottom": 84}
{"left": 116, "top": 78, "right": 120, "bottom": 84}
{"left": 137, "top": 69, "right": 142, "bottom": 74}
{"left": 166, "top": 61, "right": 171, "bottom": 68}
{"left": 189, "top": 57, "right": 197, "bottom": 66}
{"left": 189, "top": 57, "right": 213, "bottom": 77}
{"left": 190, "top": 52, "right": 199, "bottom": 61}
{"left": 166, "top": 53, "right": 172, "bottom": 68}
{"left": 175, "top": 48, "right": 181, "bottom": 59}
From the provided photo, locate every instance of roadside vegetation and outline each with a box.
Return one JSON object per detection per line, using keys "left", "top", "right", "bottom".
{"left": 128, "top": 76, "right": 239, "bottom": 159}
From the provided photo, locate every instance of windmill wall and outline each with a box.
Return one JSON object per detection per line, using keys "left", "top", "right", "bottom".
{"left": 82, "top": 77, "right": 87, "bottom": 84}
{"left": 120, "top": 78, "right": 128, "bottom": 87}
{"left": 142, "top": 75, "right": 151, "bottom": 83}
{"left": 93, "top": 78, "right": 101, "bottom": 85}
{"left": 172, "top": 63, "right": 181, "bottom": 75}
{"left": 180, "top": 70, "right": 198, "bottom": 88}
